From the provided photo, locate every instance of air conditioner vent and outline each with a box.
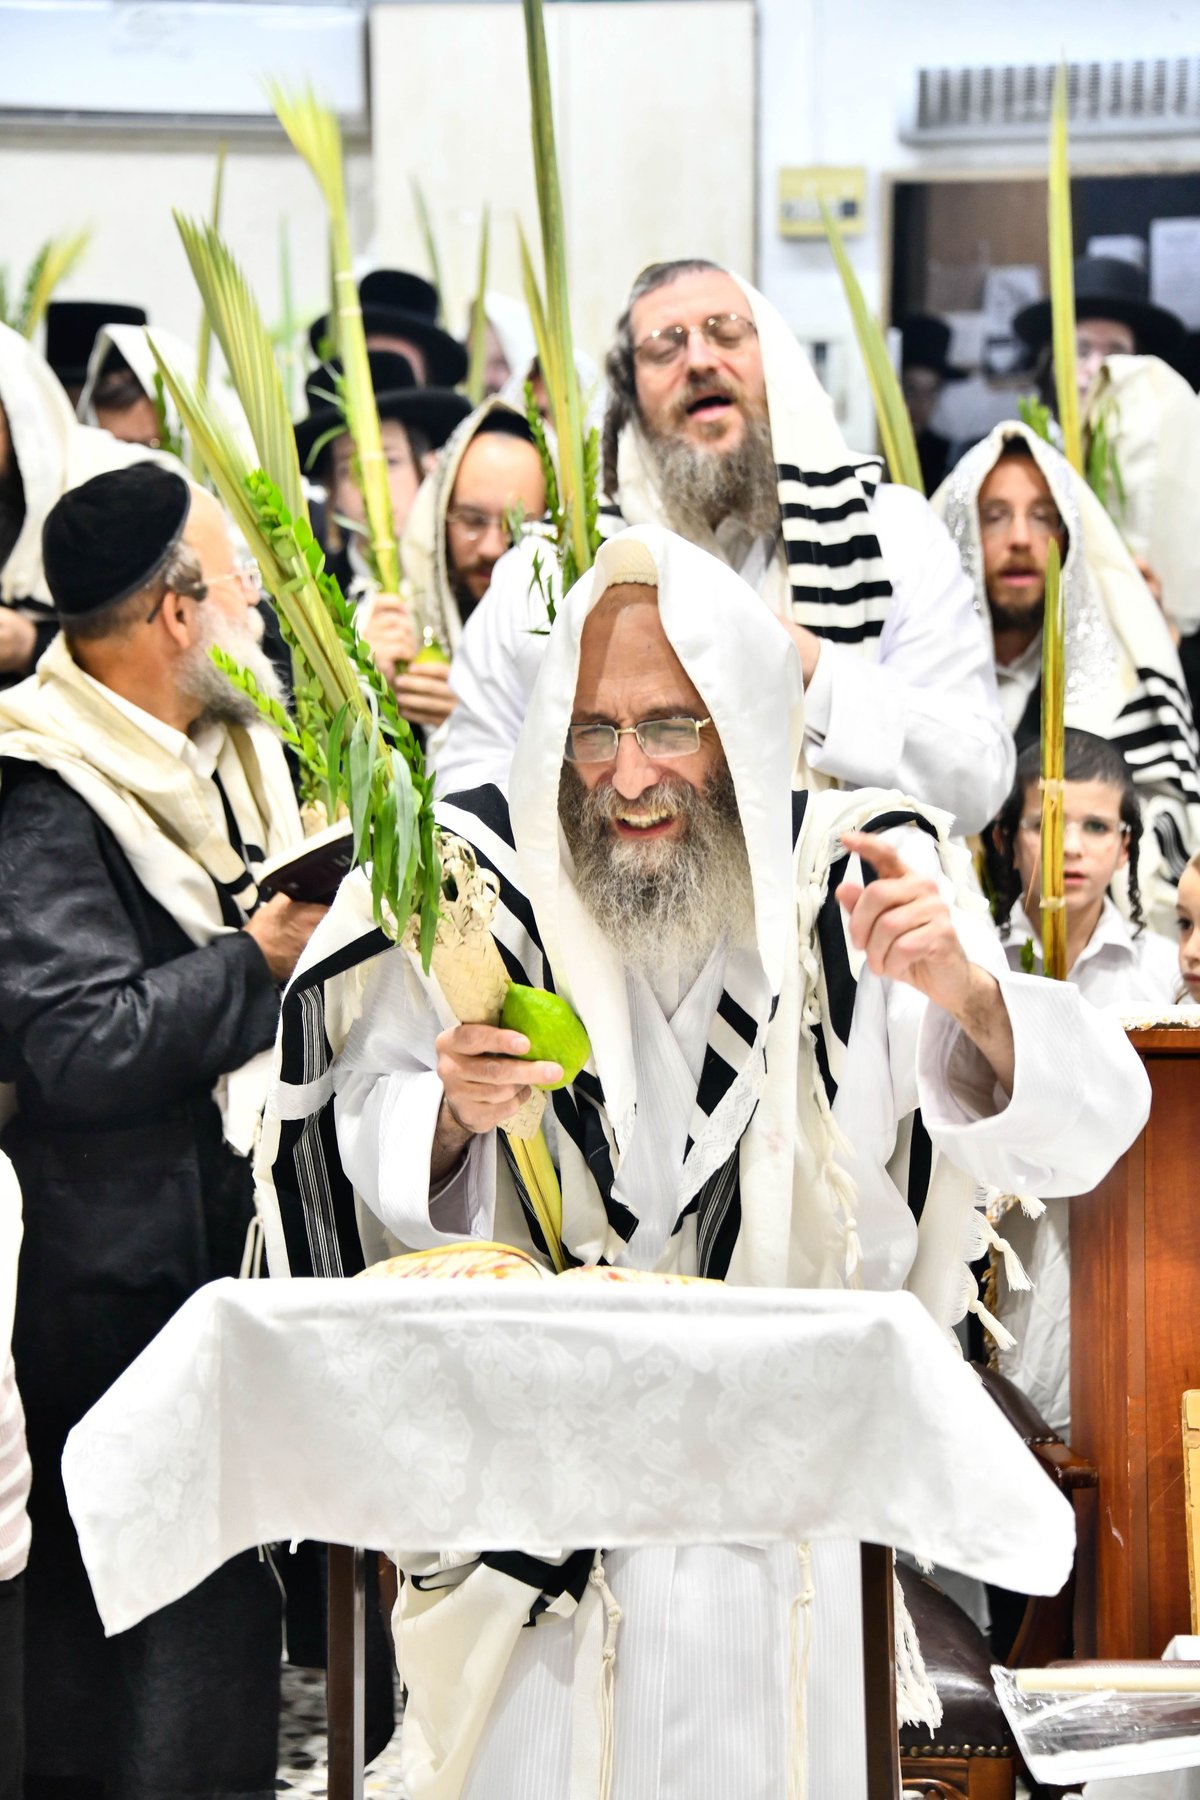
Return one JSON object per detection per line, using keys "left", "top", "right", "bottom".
{"left": 903, "top": 56, "right": 1200, "bottom": 143}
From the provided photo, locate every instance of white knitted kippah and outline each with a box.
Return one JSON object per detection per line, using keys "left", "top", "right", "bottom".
{"left": 593, "top": 535, "right": 659, "bottom": 593}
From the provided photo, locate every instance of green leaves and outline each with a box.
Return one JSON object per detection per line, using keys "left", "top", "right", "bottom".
{"left": 410, "top": 178, "right": 448, "bottom": 326}
{"left": 465, "top": 206, "right": 492, "bottom": 407}
{"left": 1049, "top": 65, "right": 1083, "bottom": 476}
{"left": 270, "top": 83, "right": 401, "bottom": 594}
{"left": 5, "top": 230, "right": 91, "bottom": 339}
{"left": 820, "top": 200, "right": 924, "bottom": 493}
{"left": 521, "top": 0, "right": 595, "bottom": 575}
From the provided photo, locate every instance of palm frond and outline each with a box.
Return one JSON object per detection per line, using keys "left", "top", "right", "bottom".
{"left": 410, "top": 178, "right": 448, "bottom": 326}
{"left": 20, "top": 229, "right": 91, "bottom": 339}
{"left": 173, "top": 212, "right": 306, "bottom": 521}
{"left": 820, "top": 201, "right": 924, "bottom": 492}
{"left": 270, "top": 82, "right": 401, "bottom": 593}
{"left": 195, "top": 142, "right": 227, "bottom": 397}
{"left": 1040, "top": 538, "right": 1067, "bottom": 980}
{"left": 521, "top": 0, "right": 593, "bottom": 574}
{"left": 1049, "top": 65, "right": 1083, "bottom": 476}
{"left": 465, "top": 206, "right": 491, "bottom": 407}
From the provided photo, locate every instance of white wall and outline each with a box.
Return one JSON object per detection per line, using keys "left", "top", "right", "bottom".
{"left": 370, "top": 1, "right": 756, "bottom": 365}
{"left": 0, "top": 127, "right": 373, "bottom": 386}
{"left": 757, "top": 0, "right": 1200, "bottom": 441}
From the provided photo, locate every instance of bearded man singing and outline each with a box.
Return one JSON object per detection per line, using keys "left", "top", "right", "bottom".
{"left": 436, "top": 260, "right": 1012, "bottom": 836}
{"left": 0, "top": 464, "right": 327, "bottom": 1800}
{"left": 261, "top": 523, "right": 1147, "bottom": 1800}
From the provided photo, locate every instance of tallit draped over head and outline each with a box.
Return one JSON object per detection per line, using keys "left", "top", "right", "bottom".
{"left": 508, "top": 521, "right": 803, "bottom": 1165}
{"left": 613, "top": 271, "right": 895, "bottom": 654}
{"left": 933, "top": 420, "right": 1200, "bottom": 914}
{"left": 401, "top": 393, "right": 532, "bottom": 656}
{"left": 0, "top": 322, "right": 179, "bottom": 613}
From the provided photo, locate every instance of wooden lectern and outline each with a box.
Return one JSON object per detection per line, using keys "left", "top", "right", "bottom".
{"left": 1070, "top": 1025, "right": 1200, "bottom": 1659}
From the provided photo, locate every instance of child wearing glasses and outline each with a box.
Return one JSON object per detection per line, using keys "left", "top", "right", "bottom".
{"left": 987, "top": 728, "right": 1178, "bottom": 1004}
{"left": 985, "top": 728, "right": 1177, "bottom": 1436}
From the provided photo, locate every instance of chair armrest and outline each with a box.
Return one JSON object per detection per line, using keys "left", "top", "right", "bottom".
{"left": 969, "top": 1362, "right": 1098, "bottom": 1495}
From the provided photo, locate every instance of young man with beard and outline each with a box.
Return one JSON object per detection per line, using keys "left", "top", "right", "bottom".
{"left": 0, "top": 465, "right": 325, "bottom": 1800}
{"left": 261, "top": 524, "right": 1148, "bottom": 1800}
{"left": 933, "top": 422, "right": 1200, "bottom": 935}
{"left": 435, "top": 261, "right": 1012, "bottom": 837}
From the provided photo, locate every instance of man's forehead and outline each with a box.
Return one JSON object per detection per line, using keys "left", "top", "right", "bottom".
{"left": 575, "top": 586, "right": 706, "bottom": 714}
{"left": 456, "top": 430, "right": 541, "bottom": 488}
{"left": 631, "top": 269, "right": 749, "bottom": 332}
{"left": 979, "top": 454, "right": 1054, "bottom": 502}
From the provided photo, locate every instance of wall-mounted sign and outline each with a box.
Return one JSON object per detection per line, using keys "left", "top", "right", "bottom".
{"left": 778, "top": 166, "right": 866, "bottom": 239}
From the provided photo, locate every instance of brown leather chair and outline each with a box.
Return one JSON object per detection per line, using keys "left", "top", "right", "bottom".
{"left": 897, "top": 1364, "right": 1098, "bottom": 1800}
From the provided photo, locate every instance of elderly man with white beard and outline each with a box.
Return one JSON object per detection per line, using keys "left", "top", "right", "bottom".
{"left": 434, "top": 260, "right": 1013, "bottom": 837}
{"left": 0, "top": 464, "right": 324, "bottom": 1798}
{"left": 262, "top": 523, "right": 1148, "bottom": 1800}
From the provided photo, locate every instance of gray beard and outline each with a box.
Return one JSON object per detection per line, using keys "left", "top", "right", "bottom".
{"left": 558, "top": 761, "right": 754, "bottom": 986}
{"left": 181, "top": 603, "right": 286, "bottom": 730}
{"left": 640, "top": 411, "right": 782, "bottom": 543}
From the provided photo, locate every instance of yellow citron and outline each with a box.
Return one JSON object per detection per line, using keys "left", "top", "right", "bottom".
{"left": 411, "top": 640, "right": 450, "bottom": 666}
{"left": 500, "top": 983, "right": 591, "bottom": 1089}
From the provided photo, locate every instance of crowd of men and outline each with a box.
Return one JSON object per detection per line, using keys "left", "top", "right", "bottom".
{"left": 0, "top": 239, "right": 1197, "bottom": 1799}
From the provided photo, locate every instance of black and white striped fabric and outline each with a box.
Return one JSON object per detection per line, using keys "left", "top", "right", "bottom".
{"left": 263, "top": 784, "right": 945, "bottom": 1283}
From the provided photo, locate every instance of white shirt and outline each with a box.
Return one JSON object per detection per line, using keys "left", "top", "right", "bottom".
{"left": 994, "top": 631, "right": 1044, "bottom": 736}
{"left": 994, "top": 899, "right": 1177, "bottom": 1438}
{"left": 436, "top": 486, "right": 1015, "bottom": 836}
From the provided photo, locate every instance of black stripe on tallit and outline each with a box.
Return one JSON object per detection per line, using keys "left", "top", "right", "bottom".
{"left": 480, "top": 1548, "right": 596, "bottom": 1623}
{"left": 277, "top": 926, "right": 390, "bottom": 1086}
{"left": 1153, "top": 810, "right": 1190, "bottom": 882}
{"left": 440, "top": 784, "right": 546, "bottom": 953}
{"left": 550, "top": 1084, "right": 636, "bottom": 1243}
{"left": 694, "top": 1146, "right": 743, "bottom": 1281}
{"left": 777, "top": 462, "right": 879, "bottom": 489}
{"left": 781, "top": 496, "right": 873, "bottom": 527}
{"left": 907, "top": 1112, "right": 933, "bottom": 1226}
{"left": 783, "top": 534, "right": 884, "bottom": 571}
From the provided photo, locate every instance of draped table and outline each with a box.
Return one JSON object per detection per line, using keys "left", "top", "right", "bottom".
{"left": 63, "top": 1277, "right": 1077, "bottom": 1797}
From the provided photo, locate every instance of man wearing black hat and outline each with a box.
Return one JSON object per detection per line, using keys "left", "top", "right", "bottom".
{"left": 899, "top": 313, "right": 968, "bottom": 492}
{"left": 0, "top": 464, "right": 322, "bottom": 1798}
{"left": 1014, "top": 253, "right": 1187, "bottom": 412}
{"left": 307, "top": 268, "right": 468, "bottom": 388}
{"left": 43, "top": 300, "right": 148, "bottom": 409}
{"left": 295, "top": 348, "right": 470, "bottom": 721}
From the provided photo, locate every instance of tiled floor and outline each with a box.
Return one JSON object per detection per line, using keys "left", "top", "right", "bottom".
{"left": 277, "top": 1665, "right": 409, "bottom": 1797}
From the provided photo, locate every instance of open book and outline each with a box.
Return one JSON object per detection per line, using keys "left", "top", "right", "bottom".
{"left": 256, "top": 818, "right": 354, "bottom": 906}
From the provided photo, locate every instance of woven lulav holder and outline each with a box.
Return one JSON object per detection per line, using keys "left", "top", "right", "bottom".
{"left": 404, "top": 834, "right": 545, "bottom": 1141}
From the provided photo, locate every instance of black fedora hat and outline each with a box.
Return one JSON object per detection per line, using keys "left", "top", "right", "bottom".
{"left": 294, "top": 350, "right": 472, "bottom": 473}
{"left": 1013, "top": 256, "right": 1186, "bottom": 361}
{"left": 307, "top": 270, "right": 468, "bottom": 388}
{"left": 899, "top": 313, "right": 968, "bottom": 381}
{"left": 45, "top": 300, "right": 147, "bottom": 389}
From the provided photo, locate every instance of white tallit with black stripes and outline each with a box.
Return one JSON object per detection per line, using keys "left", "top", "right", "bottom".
{"left": 610, "top": 276, "right": 894, "bottom": 651}
{"left": 257, "top": 526, "right": 981, "bottom": 1302}
{"left": 934, "top": 420, "right": 1200, "bottom": 929}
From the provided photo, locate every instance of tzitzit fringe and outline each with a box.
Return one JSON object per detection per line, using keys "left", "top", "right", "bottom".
{"left": 796, "top": 864, "right": 863, "bottom": 1286}
{"left": 894, "top": 1567, "right": 942, "bottom": 1731}
{"left": 787, "top": 1541, "right": 816, "bottom": 1800}
{"left": 591, "top": 1557, "right": 622, "bottom": 1800}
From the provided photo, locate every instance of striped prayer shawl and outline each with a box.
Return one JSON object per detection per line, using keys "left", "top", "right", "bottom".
{"left": 601, "top": 451, "right": 893, "bottom": 651}
{"left": 263, "top": 784, "right": 942, "bottom": 1284}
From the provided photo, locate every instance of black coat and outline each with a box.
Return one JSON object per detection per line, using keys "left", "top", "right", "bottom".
{"left": 0, "top": 758, "right": 285, "bottom": 1795}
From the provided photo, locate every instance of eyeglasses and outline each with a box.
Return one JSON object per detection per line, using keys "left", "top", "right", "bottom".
{"left": 446, "top": 507, "right": 515, "bottom": 546}
{"left": 979, "top": 503, "right": 1064, "bottom": 539}
{"left": 206, "top": 559, "right": 262, "bottom": 597}
{"left": 1019, "top": 814, "right": 1128, "bottom": 842}
{"left": 633, "top": 314, "right": 758, "bottom": 368}
{"left": 565, "top": 715, "right": 712, "bottom": 764}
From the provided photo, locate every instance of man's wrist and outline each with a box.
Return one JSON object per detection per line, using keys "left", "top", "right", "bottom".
{"left": 430, "top": 1094, "right": 474, "bottom": 1181}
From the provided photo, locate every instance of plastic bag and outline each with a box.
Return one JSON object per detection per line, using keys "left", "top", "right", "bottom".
{"left": 993, "top": 1663, "right": 1200, "bottom": 1783}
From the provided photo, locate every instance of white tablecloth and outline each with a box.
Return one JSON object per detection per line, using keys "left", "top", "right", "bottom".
{"left": 62, "top": 1277, "right": 1074, "bottom": 1636}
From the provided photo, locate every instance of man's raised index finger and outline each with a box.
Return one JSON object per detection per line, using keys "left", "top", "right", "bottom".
{"left": 840, "top": 830, "right": 909, "bottom": 881}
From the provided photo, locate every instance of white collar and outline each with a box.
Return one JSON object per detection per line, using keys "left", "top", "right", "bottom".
{"left": 75, "top": 665, "right": 225, "bottom": 780}
{"left": 1009, "top": 895, "right": 1136, "bottom": 970}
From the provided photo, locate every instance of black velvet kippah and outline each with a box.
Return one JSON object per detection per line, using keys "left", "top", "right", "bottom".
{"left": 42, "top": 464, "right": 192, "bottom": 617}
